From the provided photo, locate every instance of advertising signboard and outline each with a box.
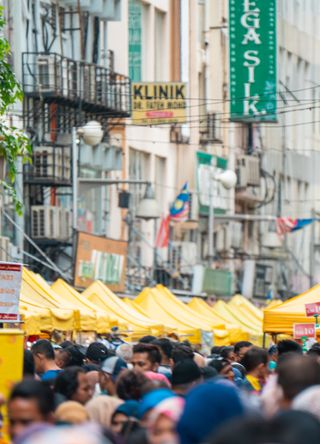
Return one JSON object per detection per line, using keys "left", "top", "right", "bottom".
{"left": 74, "top": 232, "right": 127, "bottom": 292}
{"left": 132, "top": 82, "right": 187, "bottom": 125}
{"left": 229, "top": 0, "right": 277, "bottom": 121}
{"left": 293, "top": 323, "right": 316, "bottom": 339}
{"left": 0, "top": 263, "right": 22, "bottom": 322}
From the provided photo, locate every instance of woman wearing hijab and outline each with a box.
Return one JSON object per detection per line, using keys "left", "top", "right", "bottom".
{"left": 110, "top": 400, "right": 139, "bottom": 434}
{"left": 86, "top": 396, "right": 123, "bottom": 428}
{"left": 55, "top": 401, "right": 89, "bottom": 425}
{"left": 147, "top": 397, "right": 185, "bottom": 444}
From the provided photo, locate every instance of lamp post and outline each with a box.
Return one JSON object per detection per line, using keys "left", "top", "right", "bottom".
{"left": 72, "top": 121, "right": 104, "bottom": 232}
{"left": 208, "top": 169, "right": 237, "bottom": 265}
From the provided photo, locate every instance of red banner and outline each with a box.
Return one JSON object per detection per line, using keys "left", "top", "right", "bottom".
{"left": 305, "top": 302, "right": 320, "bottom": 317}
{"left": 293, "top": 323, "right": 316, "bottom": 339}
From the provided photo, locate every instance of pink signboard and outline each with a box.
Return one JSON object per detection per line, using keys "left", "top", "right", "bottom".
{"left": 305, "top": 302, "right": 320, "bottom": 317}
{"left": 293, "top": 323, "right": 316, "bottom": 339}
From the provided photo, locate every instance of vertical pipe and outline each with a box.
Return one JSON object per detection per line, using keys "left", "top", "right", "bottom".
{"left": 208, "top": 178, "right": 214, "bottom": 265}
{"left": 310, "top": 208, "right": 316, "bottom": 287}
{"left": 72, "top": 127, "right": 78, "bottom": 233}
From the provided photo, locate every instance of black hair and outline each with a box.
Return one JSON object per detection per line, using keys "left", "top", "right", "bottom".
{"left": 31, "top": 339, "right": 55, "bottom": 360}
{"left": 234, "top": 341, "right": 253, "bottom": 355}
{"left": 209, "top": 416, "right": 268, "bottom": 444}
{"left": 210, "top": 346, "right": 224, "bottom": 355}
{"left": 65, "top": 345, "right": 85, "bottom": 366}
{"left": 307, "top": 343, "right": 320, "bottom": 357}
{"left": 60, "top": 341, "right": 74, "bottom": 349}
{"left": 9, "top": 380, "right": 55, "bottom": 415}
{"left": 277, "top": 354, "right": 320, "bottom": 401}
{"left": 23, "top": 349, "right": 35, "bottom": 377}
{"left": 268, "top": 410, "right": 320, "bottom": 444}
{"left": 152, "top": 338, "right": 173, "bottom": 359}
{"left": 171, "top": 344, "right": 194, "bottom": 364}
{"left": 240, "top": 347, "right": 268, "bottom": 373}
{"left": 54, "top": 366, "right": 85, "bottom": 400}
{"left": 132, "top": 343, "right": 161, "bottom": 364}
{"left": 116, "top": 370, "right": 148, "bottom": 401}
{"left": 220, "top": 346, "right": 234, "bottom": 360}
{"left": 209, "top": 357, "right": 230, "bottom": 373}
{"left": 277, "top": 339, "right": 303, "bottom": 356}
{"left": 139, "top": 335, "right": 157, "bottom": 344}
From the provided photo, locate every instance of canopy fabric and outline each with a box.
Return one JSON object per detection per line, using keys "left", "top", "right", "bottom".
{"left": 229, "top": 295, "right": 263, "bottom": 322}
{"left": 19, "top": 301, "right": 51, "bottom": 335}
{"left": 51, "top": 279, "right": 112, "bottom": 333}
{"left": 136, "top": 286, "right": 230, "bottom": 345}
{"left": 188, "top": 298, "right": 249, "bottom": 343}
{"left": 22, "top": 269, "right": 75, "bottom": 331}
{"left": 263, "top": 284, "right": 320, "bottom": 335}
{"left": 82, "top": 280, "right": 164, "bottom": 338}
{"left": 213, "top": 300, "right": 263, "bottom": 345}
{"left": 264, "top": 300, "right": 283, "bottom": 310}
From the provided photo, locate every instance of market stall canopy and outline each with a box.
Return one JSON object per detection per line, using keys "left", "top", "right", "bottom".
{"left": 229, "top": 295, "right": 263, "bottom": 322}
{"left": 188, "top": 298, "right": 249, "bottom": 343}
{"left": 263, "top": 284, "right": 320, "bottom": 335}
{"left": 82, "top": 280, "right": 164, "bottom": 339}
{"left": 51, "top": 279, "right": 112, "bottom": 333}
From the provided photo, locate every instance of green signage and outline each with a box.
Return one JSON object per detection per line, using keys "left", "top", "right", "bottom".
{"left": 128, "top": 0, "right": 142, "bottom": 82}
{"left": 229, "top": 0, "right": 277, "bottom": 121}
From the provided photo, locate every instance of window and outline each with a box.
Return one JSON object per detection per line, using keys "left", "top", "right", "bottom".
{"left": 129, "top": 148, "right": 151, "bottom": 209}
{"left": 154, "top": 8, "right": 166, "bottom": 81}
{"left": 155, "top": 156, "right": 166, "bottom": 207}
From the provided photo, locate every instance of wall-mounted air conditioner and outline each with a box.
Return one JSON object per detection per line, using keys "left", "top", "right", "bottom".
{"left": 236, "top": 155, "right": 260, "bottom": 188}
{"left": 36, "top": 55, "right": 56, "bottom": 93}
{"left": 0, "top": 236, "right": 10, "bottom": 262}
{"left": 200, "top": 113, "right": 222, "bottom": 144}
{"left": 31, "top": 206, "right": 61, "bottom": 239}
{"left": 59, "top": 208, "right": 72, "bottom": 241}
{"left": 169, "top": 242, "right": 197, "bottom": 275}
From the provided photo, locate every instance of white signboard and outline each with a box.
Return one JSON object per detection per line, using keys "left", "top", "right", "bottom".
{"left": 0, "top": 263, "right": 22, "bottom": 322}
{"left": 197, "top": 164, "right": 229, "bottom": 211}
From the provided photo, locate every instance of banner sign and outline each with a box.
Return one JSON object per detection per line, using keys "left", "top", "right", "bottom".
{"left": 132, "top": 82, "right": 187, "bottom": 125}
{"left": 0, "top": 263, "right": 22, "bottom": 322}
{"left": 75, "top": 232, "right": 127, "bottom": 292}
{"left": 305, "top": 302, "right": 320, "bottom": 317}
{"left": 229, "top": 0, "right": 277, "bottom": 121}
{"left": 128, "top": 0, "right": 142, "bottom": 82}
{"left": 293, "top": 323, "right": 315, "bottom": 339}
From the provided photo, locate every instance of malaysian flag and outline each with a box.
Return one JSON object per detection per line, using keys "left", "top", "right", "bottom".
{"left": 276, "top": 218, "right": 314, "bottom": 236}
{"left": 169, "top": 182, "right": 190, "bottom": 222}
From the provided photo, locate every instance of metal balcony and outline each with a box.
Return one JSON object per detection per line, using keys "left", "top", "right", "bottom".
{"left": 22, "top": 52, "right": 131, "bottom": 117}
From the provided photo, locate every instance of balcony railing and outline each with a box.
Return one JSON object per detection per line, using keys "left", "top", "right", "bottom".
{"left": 22, "top": 52, "right": 131, "bottom": 117}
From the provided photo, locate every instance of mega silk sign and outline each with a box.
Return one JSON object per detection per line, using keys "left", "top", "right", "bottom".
{"left": 229, "top": 0, "right": 277, "bottom": 121}
{"left": 132, "top": 82, "right": 187, "bottom": 125}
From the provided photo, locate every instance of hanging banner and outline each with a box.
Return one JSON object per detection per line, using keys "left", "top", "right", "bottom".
{"left": 132, "top": 82, "right": 187, "bottom": 125}
{"left": 128, "top": 0, "right": 142, "bottom": 82}
{"left": 74, "top": 232, "right": 127, "bottom": 292}
{"left": 229, "top": 0, "right": 277, "bottom": 121}
{"left": 305, "top": 302, "right": 320, "bottom": 317}
{"left": 293, "top": 323, "right": 315, "bottom": 340}
{"left": 0, "top": 263, "right": 22, "bottom": 322}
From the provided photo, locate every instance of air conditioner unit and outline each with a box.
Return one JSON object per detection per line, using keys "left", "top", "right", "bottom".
{"left": 169, "top": 242, "right": 197, "bottom": 275}
{"left": 216, "top": 226, "right": 229, "bottom": 253}
{"left": 83, "top": 65, "right": 96, "bottom": 102}
{"left": 0, "top": 236, "right": 10, "bottom": 262}
{"left": 59, "top": 208, "right": 72, "bottom": 241}
{"left": 33, "top": 146, "right": 63, "bottom": 179}
{"left": 36, "top": 55, "right": 57, "bottom": 93}
{"left": 188, "top": 192, "right": 199, "bottom": 221}
{"left": 230, "top": 221, "right": 242, "bottom": 250}
{"left": 236, "top": 155, "right": 260, "bottom": 187}
{"left": 200, "top": 113, "right": 222, "bottom": 143}
{"left": 31, "top": 206, "right": 61, "bottom": 239}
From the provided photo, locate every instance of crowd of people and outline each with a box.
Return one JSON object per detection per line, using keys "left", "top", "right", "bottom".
{"left": 3, "top": 336, "right": 320, "bottom": 444}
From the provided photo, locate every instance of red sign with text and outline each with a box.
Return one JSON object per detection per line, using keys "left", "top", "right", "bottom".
{"left": 293, "top": 323, "right": 316, "bottom": 339}
{"left": 305, "top": 302, "right": 320, "bottom": 317}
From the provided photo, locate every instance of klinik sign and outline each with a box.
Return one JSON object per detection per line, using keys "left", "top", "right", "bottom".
{"left": 229, "top": 0, "right": 277, "bottom": 121}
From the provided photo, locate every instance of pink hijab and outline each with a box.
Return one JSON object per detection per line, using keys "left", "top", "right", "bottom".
{"left": 144, "top": 371, "right": 171, "bottom": 387}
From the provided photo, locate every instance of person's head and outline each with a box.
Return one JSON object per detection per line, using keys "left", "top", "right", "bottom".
{"left": 139, "top": 335, "right": 157, "bottom": 344}
{"left": 116, "top": 343, "right": 133, "bottom": 364}
{"left": 137, "top": 389, "right": 175, "bottom": 426}
{"left": 147, "top": 397, "right": 185, "bottom": 444}
{"left": 210, "top": 346, "right": 223, "bottom": 356}
{"left": 86, "top": 342, "right": 109, "bottom": 365}
{"left": 54, "top": 366, "right": 93, "bottom": 405}
{"left": 8, "top": 380, "right": 55, "bottom": 440}
{"left": 177, "top": 381, "right": 244, "bottom": 444}
{"left": 277, "top": 340, "right": 302, "bottom": 357}
{"left": 292, "top": 385, "right": 320, "bottom": 419}
{"left": 277, "top": 354, "right": 320, "bottom": 408}
{"left": 116, "top": 369, "right": 149, "bottom": 401}
{"left": 152, "top": 339, "right": 174, "bottom": 366}
{"left": 234, "top": 341, "right": 253, "bottom": 362}
{"left": 307, "top": 343, "right": 320, "bottom": 363}
{"left": 132, "top": 343, "right": 161, "bottom": 372}
{"left": 23, "top": 349, "right": 35, "bottom": 378}
{"left": 31, "top": 340, "right": 55, "bottom": 374}
{"left": 99, "top": 356, "right": 128, "bottom": 395}
{"left": 268, "top": 344, "right": 278, "bottom": 361}
{"left": 171, "top": 344, "right": 194, "bottom": 364}
{"left": 111, "top": 400, "right": 139, "bottom": 434}
{"left": 171, "top": 359, "right": 202, "bottom": 395}
{"left": 201, "top": 366, "right": 218, "bottom": 381}
{"left": 220, "top": 346, "right": 236, "bottom": 363}
{"left": 268, "top": 410, "right": 320, "bottom": 444}
{"left": 240, "top": 346, "right": 268, "bottom": 379}
{"left": 86, "top": 395, "right": 123, "bottom": 428}
{"left": 209, "top": 357, "right": 234, "bottom": 382}
{"left": 55, "top": 348, "right": 72, "bottom": 369}
{"left": 65, "top": 345, "right": 85, "bottom": 367}
{"left": 54, "top": 401, "right": 89, "bottom": 425}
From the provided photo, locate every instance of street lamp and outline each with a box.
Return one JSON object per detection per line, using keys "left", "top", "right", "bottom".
{"left": 208, "top": 169, "right": 237, "bottom": 265}
{"left": 72, "top": 121, "right": 104, "bottom": 231}
{"left": 136, "top": 182, "right": 161, "bottom": 220}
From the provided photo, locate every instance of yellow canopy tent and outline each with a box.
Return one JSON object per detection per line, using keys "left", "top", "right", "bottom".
{"left": 188, "top": 298, "right": 249, "bottom": 343}
{"left": 82, "top": 280, "right": 164, "bottom": 339}
{"left": 19, "top": 297, "right": 51, "bottom": 335}
{"left": 213, "top": 300, "right": 263, "bottom": 345}
{"left": 23, "top": 268, "right": 94, "bottom": 331}
{"left": 228, "top": 300, "right": 262, "bottom": 331}
{"left": 51, "top": 279, "right": 112, "bottom": 333}
{"left": 136, "top": 286, "right": 230, "bottom": 345}
{"left": 264, "top": 300, "right": 282, "bottom": 310}
{"left": 263, "top": 284, "right": 320, "bottom": 335}
{"left": 229, "top": 295, "right": 263, "bottom": 322}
